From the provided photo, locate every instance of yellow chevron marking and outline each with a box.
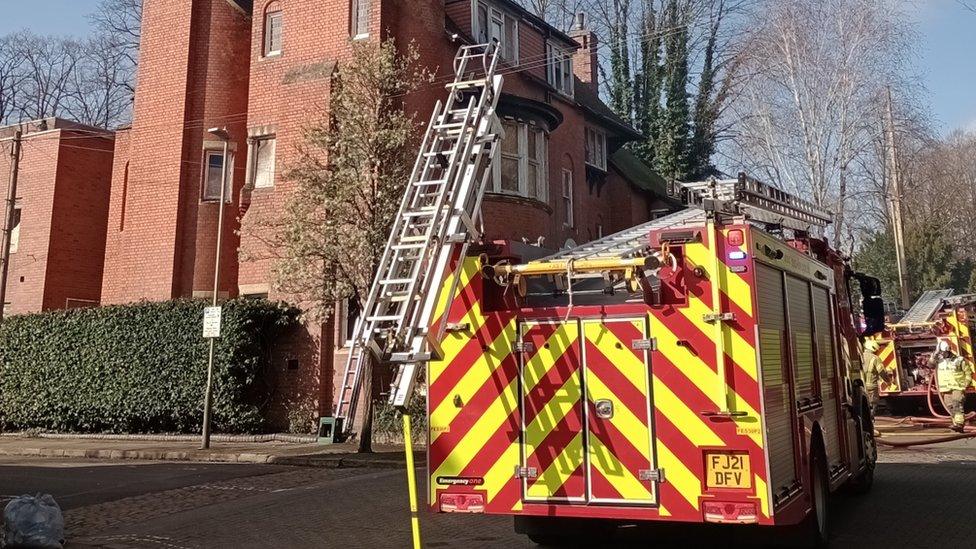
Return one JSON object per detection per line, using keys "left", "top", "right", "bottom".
{"left": 583, "top": 322, "right": 647, "bottom": 394}
{"left": 523, "top": 323, "right": 580, "bottom": 393}
{"left": 586, "top": 371, "right": 652, "bottom": 462}
{"left": 526, "top": 432, "right": 584, "bottom": 500}
{"left": 659, "top": 505, "right": 671, "bottom": 517}
{"left": 429, "top": 260, "right": 484, "bottom": 382}
{"left": 656, "top": 441, "right": 701, "bottom": 510}
{"left": 650, "top": 315, "right": 763, "bottom": 448}
{"left": 652, "top": 376, "right": 724, "bottom": 447}
{"left": 429, "top": 321, "right": 516, "bottom": 443}
{"left": 588, "top": 434, "right": 652, "bottom": 500}
{"left": 755, "top": 474, "right": 770, "bottom": 518}
{"left": 681, "top": 294, "right": 758, "bottom": 380}
{"left": 878, "top": 342, "right": 895, "bottom": 362}
{"left": 524, "top": 374, "right": 582, "bottom": 462}
{"left": 482, "top": 440, "right": 520, "bottom": 503}
{"left": 684, "top": 241, "right": 753, "bottom": 317}
{"left": 429, "top": 376, "right": 520, "bottom": 501}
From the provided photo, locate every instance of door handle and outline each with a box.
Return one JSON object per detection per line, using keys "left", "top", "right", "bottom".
{"left": 595, "top": 399, "right": 614, "bottom": 419}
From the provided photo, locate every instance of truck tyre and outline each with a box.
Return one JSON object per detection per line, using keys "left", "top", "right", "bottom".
{"left": 848, "top": 398, "right": 877, "bottom": 495}
{"left": 804, "top": 447, "right": 830, "bottom": 548}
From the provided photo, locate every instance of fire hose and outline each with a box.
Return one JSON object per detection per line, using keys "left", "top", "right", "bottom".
{"left": 873, "top": 377, "right": 976, "bottom": 447}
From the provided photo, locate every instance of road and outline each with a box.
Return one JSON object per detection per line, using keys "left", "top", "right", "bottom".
{"left": 1, "top": 449, "right": 975, "bottom": 548}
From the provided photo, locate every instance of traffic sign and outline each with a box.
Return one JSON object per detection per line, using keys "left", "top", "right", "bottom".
{"left": 203, "top": 306, "right": 222, "bottom": 338}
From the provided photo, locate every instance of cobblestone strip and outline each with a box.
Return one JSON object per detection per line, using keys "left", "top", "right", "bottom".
{"left": 66, "top": 468, "right": 373, "bottom": 540}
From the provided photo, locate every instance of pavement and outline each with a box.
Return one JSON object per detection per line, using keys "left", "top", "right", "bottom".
{"left": 2, "top": 430, "right": 976, "bottom": 548}
{"left": 0, "top": 435, "right": 417, "bottom": 469}
{"left": 0, "top": 444, "right": 973, "bottom": 549}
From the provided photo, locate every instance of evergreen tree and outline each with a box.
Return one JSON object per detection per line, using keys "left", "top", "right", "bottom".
{"left": 633, "top": 3, "right": 662, "bottom": 164}
{"left": 654, "top": 0, "right": 691, "bottom": 180}
{"left": 688, "top": 8, "right": 721, "bottom": 178}
{"left": 608, "top": 0, "right": 634, "bottom": 121}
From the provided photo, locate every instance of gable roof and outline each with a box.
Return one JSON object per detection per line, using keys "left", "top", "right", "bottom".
{"left": 575, "top": 84, "right": 643, "bottom": 141}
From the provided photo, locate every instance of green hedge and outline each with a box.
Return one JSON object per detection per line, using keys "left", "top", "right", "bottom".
{"left": 0, "top": 299, "right": 299, "bottom": 434}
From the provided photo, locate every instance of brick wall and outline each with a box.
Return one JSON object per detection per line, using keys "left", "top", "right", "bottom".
{"left": 0, "top": 124, "right": 115, "bottom": 316}
{"left": 43, "top": 132, "right": 115, "bottom": 309}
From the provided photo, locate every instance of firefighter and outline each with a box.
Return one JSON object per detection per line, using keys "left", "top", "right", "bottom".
{"left": 929, "top": 340, "right": 974, "bottom": 432}
{"left": 861, "top": 340, "right": 883, "bottom": 412}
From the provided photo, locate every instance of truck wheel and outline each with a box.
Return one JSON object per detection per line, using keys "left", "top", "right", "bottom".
{"left": 804, "top": 448, "right": 830, "bottom": 548}
{"left": 848, "top": 400, "right": 877, "bottom": 495}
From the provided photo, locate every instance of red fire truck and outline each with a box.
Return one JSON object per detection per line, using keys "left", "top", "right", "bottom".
{"left": 322, "top": 42, "right": 879, "bottom": 547}
{"left": 425, "top": 177, "right": 879, "bottom": 545}
{"left": 874, "top": 291, "right": 976, "bottom": 411}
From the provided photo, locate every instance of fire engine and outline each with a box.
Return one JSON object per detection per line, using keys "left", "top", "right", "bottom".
{"left": 874, "top": 290, "right": 976, "bottom": 410}
{"left": 320, "top": 42, "right": 880, "bottom": 546}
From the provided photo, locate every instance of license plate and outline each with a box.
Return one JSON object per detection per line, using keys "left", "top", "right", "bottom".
{"left": 705, "top": 452, "right": 752, "bottom": 490}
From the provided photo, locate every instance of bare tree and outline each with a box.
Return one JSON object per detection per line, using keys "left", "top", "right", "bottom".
{"left": 726, "top": 0, "right": 916, "bottom": 246}
{"left": 0, "top": 35, "right": 25, "bottom": 125}
{"left": 89, "top": 0, "right": 142, "bottom": 93}
{"left": 15, "top": 34, "right": 84, "bottom": 121}
{"left": 66, "top": 34, "right": 134, "bottom": 128}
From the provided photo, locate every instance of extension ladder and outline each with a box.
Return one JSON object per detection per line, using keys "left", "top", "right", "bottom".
{"left": 320, "top": 42, "right": 505, "bottom": 443}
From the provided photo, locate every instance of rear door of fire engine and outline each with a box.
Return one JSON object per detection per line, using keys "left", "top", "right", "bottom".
{"left": 519, "top": 318, "right": 657, "bottom": 505}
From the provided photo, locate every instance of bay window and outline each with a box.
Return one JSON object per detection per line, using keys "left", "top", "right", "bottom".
{"left": 490, "top": 119, "right": 548, "bottom": 202}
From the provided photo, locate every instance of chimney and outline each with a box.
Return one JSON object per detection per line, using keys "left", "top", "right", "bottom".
{"left": 568, "top": 12, "right": 598, "bottom": 91}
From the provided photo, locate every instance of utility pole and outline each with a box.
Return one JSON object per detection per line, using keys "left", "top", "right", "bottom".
{"left": 201, "top": 127, "right": 231, "bottom": 450}
{"left": 0, "top": 129, "right": 23, "bottom": 321}
{"left": 885, "top": 86, "right": 911, "bottom": 310}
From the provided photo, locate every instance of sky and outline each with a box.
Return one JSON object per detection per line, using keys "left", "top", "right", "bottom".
{"left": 1, "top": 0, "right": 973, "bottom": 134}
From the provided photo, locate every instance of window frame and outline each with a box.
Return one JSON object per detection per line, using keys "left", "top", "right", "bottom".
{"left": 201, "top": 150, "right": 234, "bottom": 203}
{"left": 474, "top": 1, "right": 519, "bottom": 63}
{"left": 263, "top": 9, "right": 283, "bottom": 57}
{"left": 490, "top": 119, "right": 548, "bottom": 203}
{"left": 351, "top": 0, "right": 370, "bottom": 39}
{"left": 546, "top": 42, "right": 574, "bottom": 97}
{"left": 561, "top": 168, "right": 574, "bottom": 228}
{"left": 585, "top": 126, "right": 608, "bottom": 171}
{"left": 249, "top": 135, "right": 277, "bottom": 189}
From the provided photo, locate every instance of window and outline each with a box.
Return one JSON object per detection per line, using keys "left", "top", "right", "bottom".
{"left": 585, "top": 127, "right": 607, "bottom": 170}
{"left": 9, "top": 207, "right": 20, "bottom": 254}
{"left": 547, "top": 43, "right": 574, "bottom": 97}
{"left": 250, "top": 136, "right": 276, "bottom": 189}
{"left": 202, "top": 151, "right": 232, "bottom": 202}
{"left": 561, "top": 169, "right": 574, "bottom": 227}
{"left": 491, "top": 120, "right": 548, "bottom": 202}
{"left": 475, "top": 2, "right": 518, "bottom": 62}
{"left": 340, "top": 298, "right": 361, "bottom": 347}
{"left": 351, "top": 0, "right": 370, "bottom": 38}
{"left": 264, "top": 10, "right": 283, "bottom": 56}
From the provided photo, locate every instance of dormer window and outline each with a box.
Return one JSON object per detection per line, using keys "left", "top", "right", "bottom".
{"left": 475, "top": 1, "right": 519, "bottom": 62}
{"left": 547, "top": 42, "right": 574, "bottom": 97}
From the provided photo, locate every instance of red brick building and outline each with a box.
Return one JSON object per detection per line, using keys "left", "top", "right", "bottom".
{"left": 103, "top": 0, "right": 673, "bottom": 431}
{"left": 0, "top": 118, "right": 116, "bottom": 317}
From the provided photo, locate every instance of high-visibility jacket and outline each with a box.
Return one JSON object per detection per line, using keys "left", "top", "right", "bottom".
{"left": 862, "top": 351, "right": 883, "bottom": 390}
{"left": 937, "top": 355, "right": 974, "bottom": 393}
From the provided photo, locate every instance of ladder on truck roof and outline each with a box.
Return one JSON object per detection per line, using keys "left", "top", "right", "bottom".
{"left": 320, "top": 43, "right": 505, "bottom": 443}
{"left": 677, "top": 173, "right": 833, "bottom": 232}
{"left": 901, "top": 289, "right": 954, "bottom": 324}
{"left": 504, "top": 173, "right": 833, "bottom": 280}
